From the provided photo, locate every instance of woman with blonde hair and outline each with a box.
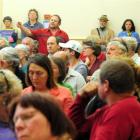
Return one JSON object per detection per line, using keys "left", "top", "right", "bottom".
{"left": 0, "top": 69, "right": 22, "bottom": 140}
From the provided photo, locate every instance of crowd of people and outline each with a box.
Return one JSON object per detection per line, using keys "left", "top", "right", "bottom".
{"left": 0, "top": 8, "right": 140, "bottom": 140}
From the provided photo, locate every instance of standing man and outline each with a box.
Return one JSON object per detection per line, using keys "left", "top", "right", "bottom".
{"left": 90, "top": 15, "right": 114, "bottom": 51}
{"left": 17, "top": 15, "right": 69, "bottom": 54}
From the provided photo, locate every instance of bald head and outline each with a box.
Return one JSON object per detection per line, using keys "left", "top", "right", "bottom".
{"left": 53, "top": 51, "right": 69, "bottom": 63}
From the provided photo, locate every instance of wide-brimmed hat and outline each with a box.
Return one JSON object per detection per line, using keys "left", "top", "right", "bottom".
{"left": 99, "top": 15, "right": 109, "bottom": 21}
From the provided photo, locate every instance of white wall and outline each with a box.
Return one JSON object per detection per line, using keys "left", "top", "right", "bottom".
{"left": 2, "top": 0, "right": 140, "bottom": 39}
{"left": 0, "top": 0, "right": 3, "bottom": 28}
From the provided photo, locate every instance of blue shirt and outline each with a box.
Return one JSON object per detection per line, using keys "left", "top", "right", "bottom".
{"left": 22, "top": 21, "right": 44, "bottom": 38}
{"left": 0, "top": 122, "right": 16, "bottom": 140}
{"left": 118, "top": 31, "right": 140, "bottom": 44}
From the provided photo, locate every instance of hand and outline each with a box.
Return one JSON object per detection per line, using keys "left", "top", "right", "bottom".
{"left": 79, "top": 81, "right": 98, "bottom": 98}
{"left": 85, "top": 57, "right": 90, "bottom": 66}
{"left": 17, "top": 22, "right": 22, "bottom": 28}
{"left": 97, "top": 39, "right": 106, "bottom": 45}
{"left": 86, "top": 76, "right": 92, "bottom": 82}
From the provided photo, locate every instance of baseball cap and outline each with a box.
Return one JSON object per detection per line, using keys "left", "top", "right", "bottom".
{"left": 59, "top": 40, "right": 82, "bottom": 53}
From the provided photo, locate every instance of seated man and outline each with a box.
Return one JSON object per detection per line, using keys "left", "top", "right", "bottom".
{"left": 69, "top": 59, "right": 140, "bottom": 140}
{"left": 47, "top": 36, "right": 61, "bottom": 58}
{"left": 59, "top": 40, "right": 88, "bottom": 80}
{"left": 22, "top": 37, "right": 39, "bottom": 56}
{"left": 90, "top": 15, "right": 114, "bottom": 51}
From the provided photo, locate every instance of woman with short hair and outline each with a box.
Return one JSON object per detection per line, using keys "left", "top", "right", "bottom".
{"left": 9, "top": 93, "right": 76, "bottom": 140}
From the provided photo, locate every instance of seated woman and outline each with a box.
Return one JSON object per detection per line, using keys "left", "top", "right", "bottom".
{"left": 51, "top": 57, "right": 74, "bottom": 96}
{"left": 82, "top": 40, "right": 105, "bottom": 81}
{"left": 0, "top": 47, "right": 27, "bottom": 88}
{"left": 0, "top": 69, "right": 23, "bottom": 140}
{"left": 22, "top": 54, "right": 73, "bottom": 114}
{"left": 118, "top": 19, "right": 140, "bottom": 46}
{"left": 9, "top": 93, "right": 76, "bottom": 140}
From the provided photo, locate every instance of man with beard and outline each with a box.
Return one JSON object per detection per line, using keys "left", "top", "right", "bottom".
{"left": 90, "top": 15, "right": 114, "bottom": 51}
{"left": 17, "top": 15, "right": 69, "bottom": 54}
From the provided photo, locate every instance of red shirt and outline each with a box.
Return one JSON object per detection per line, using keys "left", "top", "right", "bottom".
{"left": 69, "top": 95, "right": 140, "bottom": 140}
{"left": 31, "top": 28, "right": 69, "bottom": 54}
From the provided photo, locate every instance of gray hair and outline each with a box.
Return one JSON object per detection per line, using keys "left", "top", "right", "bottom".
{"left": 107, "top": 41, "right": 128, "bottom": 53}
{"left": 0, "top": 47, "right": 19, "bottom": 66}
{"left": 122, "top": 37, "right": 137, "bottom": 51}
{"left": 15, "top": 44, "right": 29, "bottom": 55}
{"left": 22, "top": 37, "right": 34, "bottom": 46}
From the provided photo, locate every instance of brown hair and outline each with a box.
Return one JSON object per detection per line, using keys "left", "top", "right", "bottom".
{"left": 28, "top": 9, "right": 39, "bottom": 21}
{"left": 26, "top": 53, "right": 57, "bottom": 89}
{"left": 9, "top": 93, "right": 76, "bottom": 139}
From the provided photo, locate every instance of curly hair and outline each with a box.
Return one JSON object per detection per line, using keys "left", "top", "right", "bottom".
{"left": 28, "top": 9, "right": 39, "bottom": 21}
{"left": 0, "top": 69, "right": 22, "bottom": 95}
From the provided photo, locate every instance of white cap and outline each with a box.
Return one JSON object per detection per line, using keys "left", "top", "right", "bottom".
{"left": 59, "top": 40, "right": 82, "bottom": 53}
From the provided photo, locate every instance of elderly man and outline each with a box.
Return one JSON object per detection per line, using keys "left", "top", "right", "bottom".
{"left": 17, "top": 15, "right": 69, "bottom": 54}
{"left": 69, "top": 59, "right": 140, "bottom": 140}
{"left": 106, "top": 40, "right": 128, "bottom": 59}
{"left": 22, "top": 37, "right": 37, "bottom": 55}
{"left": 90, "top": 40, "right": 128, "bottom": 81}
{"left": 90, "top": 15, "right": 114, "bottom": 51}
